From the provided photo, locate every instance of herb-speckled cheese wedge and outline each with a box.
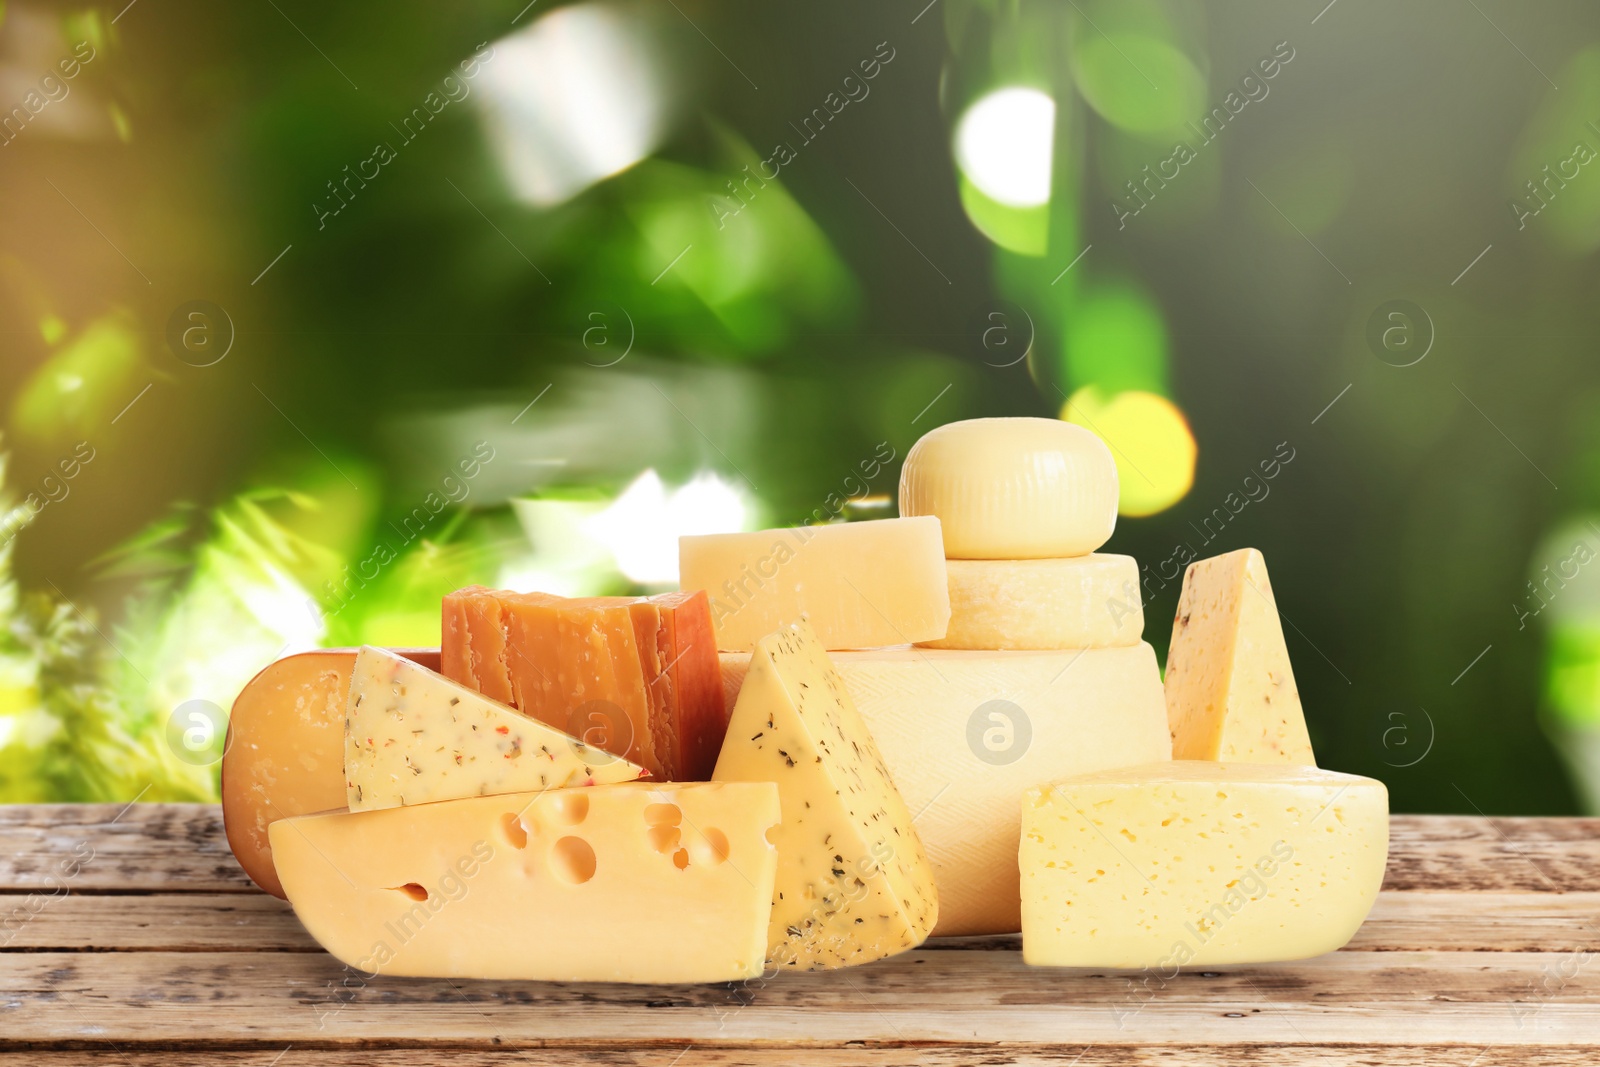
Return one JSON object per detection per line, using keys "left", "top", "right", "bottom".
{"left": 712, "top": 620, "right": 938, "bottom": 969}
{"left": 344, "top": 646, "right": 646, "bottom": 812}
{"left": 1164, "top": 548, "right": 1316, "bottom": 764}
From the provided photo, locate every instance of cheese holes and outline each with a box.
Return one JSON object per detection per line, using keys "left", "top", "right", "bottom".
{"left": 501, "top": 813, "right": 530, "bottom": 849}
{"left": 552, "top": 792, "right": 589, "bottom": 825}
{"left": 691, "top": 828, "right": 729, "bottom": 866}
{"left": 643, "top": 802, "right": 681, "bottom": 826}
{"left": 551, "top": 837, "right": 596, "bottom": 884}
{"left": 645, "top": 802, "right": 683, "bottom": 855}
{"left": 391, "top": 883, "right": 428, "bottom": 901}
{"left": 672, "top": 848, "right": 690, "bottom": 870}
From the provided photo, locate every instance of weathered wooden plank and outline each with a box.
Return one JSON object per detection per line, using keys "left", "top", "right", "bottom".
{"left": 1382, "top": 816, "right": 1600, "bottom": 893}
{"left": 6, "top": 891, "right": 1597, "bottom": 955}
{"left": 0, "top": 805, "right": 250, "bottom": 893}
{"left": 0, "top": 894, "right": 317, "bottom": 952}
{"left": 2, "top": 950, "right": 1596, "bottom": 1046}
{"left": 0, "top": 1048, "right": 1597, "bottom": 1066}
{"left": 3, "top": 807, "right": 1599, "bottom": 894}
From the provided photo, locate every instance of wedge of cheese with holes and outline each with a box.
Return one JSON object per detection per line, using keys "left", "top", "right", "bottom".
{"left": 442, "top": 587, "right": 727, "bottom": 781}
{"left": 1019, "top": 761, "right": 1388, "bottom": 968}
{"left": 344, "top": 646, "right": 645, "bottom": 812}
{"left": 720, "top": 643, "right": 1170, "bottom": 936}
{"left": 1164, "top": 548, "right": 1316, "bottom": 764}
{"left": 270, "top": 781, "right": 779, "bottom": 982}
{"left": 917, "top": 554, "right": 1144, "bottom": 650}
{"left": 713, "top": 620, "right": 938, "bottom": 969}
{"left": 223, "top": 648, "right": 439, "bottom": 898}
{"left": 679, "top": 517, "right": 950, "bottom": 652}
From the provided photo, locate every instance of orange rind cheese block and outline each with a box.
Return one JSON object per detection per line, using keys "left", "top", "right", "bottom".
{"left": 442, "top": 588, "right": 728, "bottom": 781}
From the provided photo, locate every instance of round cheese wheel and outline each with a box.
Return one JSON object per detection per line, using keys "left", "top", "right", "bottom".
{"left": 917, "top": 554, "right": 1143, "bottom": 650}
{"left": 899, "top": 417, "right": 1118, "bottom": 558}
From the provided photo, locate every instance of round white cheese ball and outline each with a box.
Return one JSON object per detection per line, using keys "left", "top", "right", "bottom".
{"left": 898, "top": 417, "right": 1119, "bottom": 559}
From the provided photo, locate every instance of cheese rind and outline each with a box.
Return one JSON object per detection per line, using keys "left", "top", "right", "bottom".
{"left": 1020, "top": 761, "right": 1388, "bottom": 967}
{"left": 270, "top": 781, "right": 780, "bottom": 982}
{"left": 899, "top": 417, "right": 1118, "bottom": 559}
{"left": 222, "top": 648, "right": 438, "bottom": 898}
{"left": 679, "top": 518, "right": 951, "bottom": 652}
{"left": 712, "top": 620, "right": 938, "bottom": 969}
{"left": 719, "top": 642, "right": 1171, "bottom": 936}
{"left": 917, "top": 554, "right": 1144, "bottom": 650}
{"left": 344, "top": 646, "right": 645, "bottom": 812}
{"left": 1164, "top": 549, "right": 1315, "bottom": 764}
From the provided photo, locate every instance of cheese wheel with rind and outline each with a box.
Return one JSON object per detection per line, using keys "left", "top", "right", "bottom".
{"left": 899, "top": 417, "right": 1119, "bottom": 559}
{"left": 917, "top": 554, "right": 1143, "bottom": 650}
{"left": 222, "top": 648, "right": 439, "bottom": 899}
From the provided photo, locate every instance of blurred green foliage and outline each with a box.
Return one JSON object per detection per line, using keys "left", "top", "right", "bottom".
{"left": 0, "top": 0, "right": 1598, "bottom": 814}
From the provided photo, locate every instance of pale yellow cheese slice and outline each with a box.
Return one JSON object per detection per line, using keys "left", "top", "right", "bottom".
{"left": 720, "top": 642, "right": 1170, "bottom": 936}
{"left": 270, "top": 781, "right": 779, "bottom": 982}
{"left": 917, "top": 554, "right": 1144, "bottom": 650}
{"left": 1164, "top": 548, "right": 1316, "bottom": 764}
{"left": 713, "top": 620, "right": 938, "bottom": 969}
{"left": 680, "top": 517, "right": 950, "bottom": 651}
{"left": 344, "top": 646, "right": 646, "bottom": 812}
{"left": 1020, "top": 761, "right": 1388, "bottom": 967}
{"left": 899, "top": 417, "right": 1118, "bottom": 558}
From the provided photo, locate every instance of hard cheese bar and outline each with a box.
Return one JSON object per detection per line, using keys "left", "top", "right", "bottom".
{"left": 441, "top": 587, "right": 726, "bottom": 781}
{"left": 680, "top": 516, "right": 950, "bottom": 651}
{"left": 224, "top": 415, "right": 1388, "bottom": 981}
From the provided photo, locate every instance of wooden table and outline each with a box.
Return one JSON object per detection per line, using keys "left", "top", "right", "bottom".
{"left": 1, "top": 805, "right": 1597, "bottom": 1064}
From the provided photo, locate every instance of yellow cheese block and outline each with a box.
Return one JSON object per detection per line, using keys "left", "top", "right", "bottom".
{"left": 1020, "top": 761, "right": 1388, "bottom": 968}
{"left": 899, "top": 417, "right": 1118, "bottom": 559}
{"left": 720, "top": 642, "right": 1171, "bottom": 936}
{"left": 344, "top": 646, "right": 646, "bottom": 812}
{"left": 270, "top": 781, "right": 779, "bottom": 982}
{"left": 712, "top": 620, "right": 938, "bottom": 969}
{"left": 1164, "top": 548, "right": 1315, "bottom": 764}
{"left": 680, "top": 517, "right": 950, "bottom": 651}
{"left": 917, "top": 554, "right": 1144, "bottom": 650}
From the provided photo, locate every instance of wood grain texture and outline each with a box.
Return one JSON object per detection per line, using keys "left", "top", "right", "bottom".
{"left": 4, "top": 807, "right": 1597, "bottom": 893}
{"left": 0, "top": 805, "right": 1597, "bottom": 1063}
{"left": 0, "top": 804, "right": 250, "bottom": 892}
{"left": 5, "top": 891, "right": 1597, "bottom": 954}
{"left": 0, "top": 1051, "right": 1597, "bottom": 1066}
{"left": 3, "top": 949, "right": 1598, "bottom": 1045}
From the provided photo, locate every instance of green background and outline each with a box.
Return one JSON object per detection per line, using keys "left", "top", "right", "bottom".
{"left": 2, "top": 0, "right": 1599, "bottom": 814}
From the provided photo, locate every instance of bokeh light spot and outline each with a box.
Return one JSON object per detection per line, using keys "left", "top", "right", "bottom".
{"left": 954, "top": 87, "right": 1055, "bottom": 208}
{"left": 1062, "top": 387, "right": 1195, "bottom": 516}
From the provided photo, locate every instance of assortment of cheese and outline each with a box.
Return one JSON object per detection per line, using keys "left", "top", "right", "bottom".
{"left": 221, "top": 416, "right": 1388, "bottom": 982}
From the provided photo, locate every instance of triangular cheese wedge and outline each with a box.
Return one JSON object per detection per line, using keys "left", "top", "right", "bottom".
{"left": 1163, "top": 549, "right": 1316, "bottom": 764}
{"left": 712, "top": 620, "right": 938, "bottom": 970}
{"left": 345, "top": 646, "right": 646, "bottom": 811}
